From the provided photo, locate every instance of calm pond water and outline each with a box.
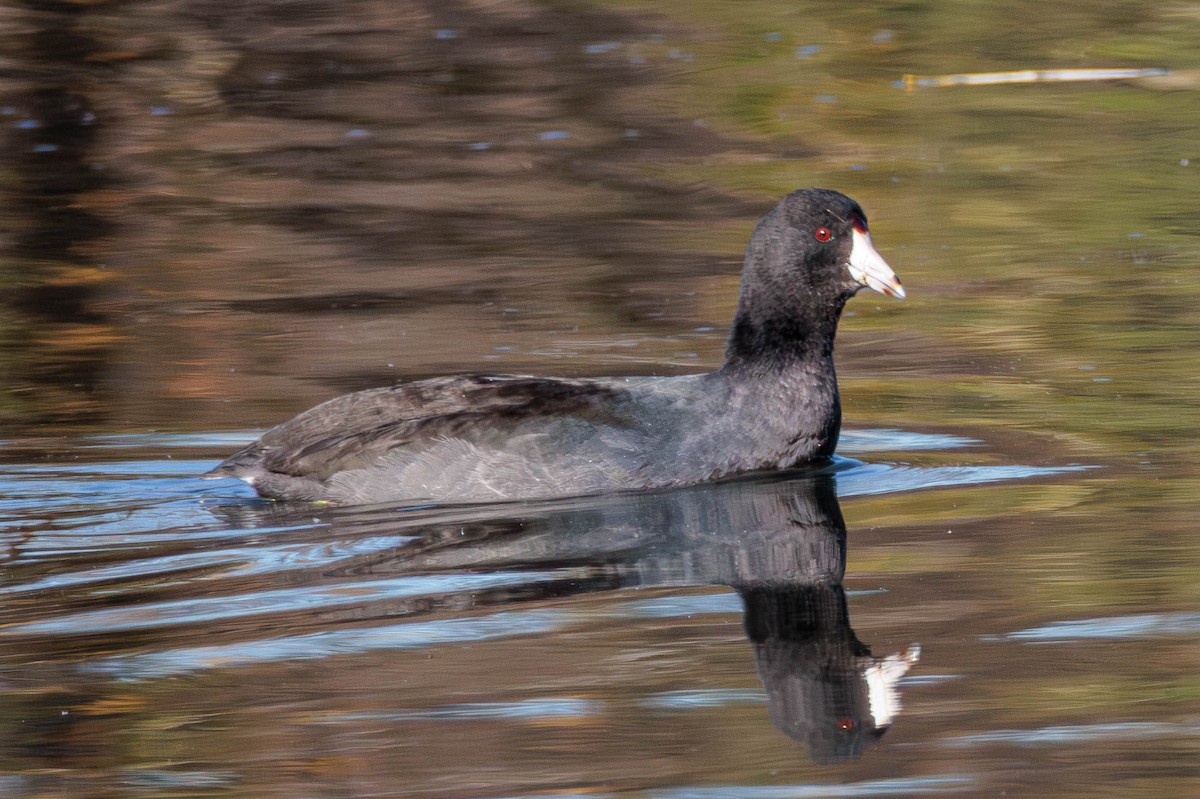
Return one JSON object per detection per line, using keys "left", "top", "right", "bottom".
{"left": 2, "top": 0, "right": 1199, "bottom": 797}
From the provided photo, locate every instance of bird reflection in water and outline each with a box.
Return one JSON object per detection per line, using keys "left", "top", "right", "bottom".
{"left": 740, "top": 584, "right": 920, "bottom": 762}
{"left": 266, "top": 470, "right": 922, "bottom": 763}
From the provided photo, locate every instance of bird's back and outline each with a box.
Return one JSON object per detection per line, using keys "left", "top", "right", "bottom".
{"left": 209, "top": 374, "right": 654, "bottom": 503}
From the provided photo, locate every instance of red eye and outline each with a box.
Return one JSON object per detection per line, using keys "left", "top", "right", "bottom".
{"left": 814, "top": 227, "right": 832, "bottom": 242}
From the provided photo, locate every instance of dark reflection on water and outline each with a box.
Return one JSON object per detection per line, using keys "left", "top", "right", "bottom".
{"left": 0, "top": 0, "right": 757, "bottom": 436}
{"left": 282, "top": 472, "right": 922, "bottom": 764}
{"left": 1, "top": 6, "right": 116, "bottom": 427}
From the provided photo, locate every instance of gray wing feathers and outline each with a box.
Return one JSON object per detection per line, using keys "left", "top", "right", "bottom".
{"left": 208, "top": 374, "right": 625, "bottom": 484}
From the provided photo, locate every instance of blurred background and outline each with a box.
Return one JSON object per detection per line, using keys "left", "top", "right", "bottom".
{"left": 3, "top": 0, "right": 1194, "bottom": 455}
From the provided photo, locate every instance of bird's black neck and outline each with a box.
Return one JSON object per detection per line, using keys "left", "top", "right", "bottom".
{"left": 722, "top": 297, "right": 846, "bottom": 373}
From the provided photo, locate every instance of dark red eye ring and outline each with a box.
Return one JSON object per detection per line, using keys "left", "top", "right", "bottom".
{"left": 814, "top": 227, "right": 832, "bottom": 242}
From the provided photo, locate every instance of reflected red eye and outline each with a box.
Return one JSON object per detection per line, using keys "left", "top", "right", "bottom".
{"left": 814, "top": 227, "right": 832, "bottom": 242}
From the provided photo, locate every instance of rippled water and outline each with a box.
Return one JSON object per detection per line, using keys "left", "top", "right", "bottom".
{"left": 2, "top": 0, "right": 1199, "bottom": 797}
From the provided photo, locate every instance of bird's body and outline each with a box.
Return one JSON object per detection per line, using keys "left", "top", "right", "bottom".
{"left": 211, "top": 363, "right": 838, "bottom": 504}
{"left": 208, "top": 189, "right": 904, "bottom": 505}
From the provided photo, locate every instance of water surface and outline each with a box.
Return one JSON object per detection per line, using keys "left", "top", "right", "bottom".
{"left": 1, "top": 0, "right": 1198, "bottom": 797}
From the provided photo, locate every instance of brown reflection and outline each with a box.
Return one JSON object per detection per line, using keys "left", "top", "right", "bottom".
{"left": 1, "top": 5, "right": 119, "bottom": 428}
{"left": 1, "top": 0, "right": 762, "bottom": 436}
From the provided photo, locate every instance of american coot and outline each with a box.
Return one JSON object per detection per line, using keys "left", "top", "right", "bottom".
{"left": 208, "top": 188, "right": 904, "bottom": 504}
